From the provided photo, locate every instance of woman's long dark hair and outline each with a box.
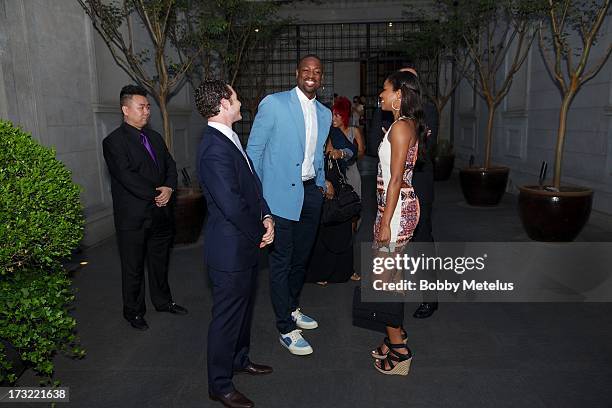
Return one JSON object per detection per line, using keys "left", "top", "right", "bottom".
{"left": 385, "top": 71, "right": 428, "bottom": 161}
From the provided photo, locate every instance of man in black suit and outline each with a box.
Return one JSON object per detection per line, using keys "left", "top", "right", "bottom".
{"left": 196, "top": 80, "right": 274, "bottom": 408}
{"left": 366, "top": 65, "right": 439, "bottom": 318}
{"left": 103, "top": 85, "right": 188, "bottom": 331}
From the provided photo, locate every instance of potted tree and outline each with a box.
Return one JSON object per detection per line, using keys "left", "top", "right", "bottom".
{"left": 433, "top": 140, "right": 456, "bottom": 181}
{"left": 518, "top": 0, "right": 610, "bottom": 241}
{"left": 401, "top": 3, "right": 469, "bottom": 149}
{"left": 78, "top": 0, "right": 206, "bottom": 151}
{"left": 79, "top": 0, "right": 214, "bottom": 244}
{"left": 172, "top": 167, "right": 206, "bottom": 244}
{"left": 455, "top": 0, "right": 540, "bottom": 206}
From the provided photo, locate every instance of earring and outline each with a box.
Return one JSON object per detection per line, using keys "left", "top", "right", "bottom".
{"left": 391, "top": 99, "right": 400, "bottom": 111}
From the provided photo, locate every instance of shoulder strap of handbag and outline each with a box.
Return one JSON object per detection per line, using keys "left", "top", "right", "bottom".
{"left": 332, "top": 157, "right": 349, "bottom": 186}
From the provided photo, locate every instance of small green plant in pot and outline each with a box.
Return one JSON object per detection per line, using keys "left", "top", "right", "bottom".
{"left": 0, "top": 120, "right": 85, "bottom": 385}
{"left": 432, "top": 140, "right": 455, "bottom": 181}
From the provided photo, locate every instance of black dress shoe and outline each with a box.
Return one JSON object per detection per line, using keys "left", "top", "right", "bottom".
{"left": 235, "top": 362, "right": 273, "bottom": 375}
{"left": 156, "top": 302, "right": 188, "bottom": 315}
{"left": 125, "top": 315, "right": 149, "bottom": 330}
{"left": 413, "top": 302, "right": 438, "bottom": 319}
{"left": 209, "top": 390, "right": 254, "bottom": 408}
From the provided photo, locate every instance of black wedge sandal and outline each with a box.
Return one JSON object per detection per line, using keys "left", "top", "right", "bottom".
{"left": 370, "top": 328, "right": 408, "bottom": 359}
{"left": 374, "top": 341, "right": 413, "bottom": 376}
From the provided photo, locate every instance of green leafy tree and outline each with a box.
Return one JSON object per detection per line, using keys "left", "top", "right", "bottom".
{"left": 538, "top": 0, "right": 611, "bottom": 188}
{"left": 172, "top": 0, "right": 289, "bottom": 117}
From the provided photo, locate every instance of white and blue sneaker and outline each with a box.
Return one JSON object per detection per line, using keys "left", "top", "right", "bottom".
{"left": 279, "top": 329, "right": 313, "bottom": 355}
{"left": 291, "top": 308, "right": 318, "bottom": 330}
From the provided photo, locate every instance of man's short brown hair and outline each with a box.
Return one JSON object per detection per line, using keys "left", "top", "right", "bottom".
{"left": 194, "top": 80, "right": 232, "bottom": 118}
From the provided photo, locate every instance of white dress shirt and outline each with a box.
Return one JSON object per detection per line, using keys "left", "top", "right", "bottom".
{"left": 208, "top": 120, "right": 252, "bottom": 173}
{"left": 295, "top": 87, "right": 318, "bottom": 181}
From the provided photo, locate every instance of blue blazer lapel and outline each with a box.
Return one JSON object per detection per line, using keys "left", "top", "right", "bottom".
{"left": 289, "top": 89, "right": 306, "bottom": 153}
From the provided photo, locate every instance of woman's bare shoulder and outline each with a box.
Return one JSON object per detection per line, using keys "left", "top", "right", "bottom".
{"left": 390, "top": 119, "right": 416, "bottom": 137}
{"left": 397, "top": 117, "right": 417, "bottom": 129}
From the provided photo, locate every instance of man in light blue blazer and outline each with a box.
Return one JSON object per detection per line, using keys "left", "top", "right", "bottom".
{"left": 247, "top": 54, "right": 332, "bottom": 355}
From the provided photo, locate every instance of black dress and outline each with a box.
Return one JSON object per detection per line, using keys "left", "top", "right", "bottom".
{"left": 306, "top": 129, "right": 358, "bottom": 283}
{"left": 306, "top": 213, "right": 354, "bottom": 283}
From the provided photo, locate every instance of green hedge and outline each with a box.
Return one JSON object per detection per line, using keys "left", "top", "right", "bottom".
{"left": 0, "top": 120, "right": 84, "bottom": 384}
{"left": 0, "top": 121, "right": 83, "bottom": 273}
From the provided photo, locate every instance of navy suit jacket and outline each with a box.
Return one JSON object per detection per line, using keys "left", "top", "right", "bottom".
{"left": 197, "top": 125, "right": 271, "bottom": 271}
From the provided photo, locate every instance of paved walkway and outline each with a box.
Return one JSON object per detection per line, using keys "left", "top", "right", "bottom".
{"left": 14, "top": 174, "right": 612, "bottom": 407}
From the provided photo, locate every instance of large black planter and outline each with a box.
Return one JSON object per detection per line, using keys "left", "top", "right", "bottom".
{"left": 518, "top": 185, "right": 593, "bottom": 242}
{"left": 173, "top": 187, "right": 206, "bottom": 244}
{"left": 433, "top": 154, "right": 455, "bottom": 181}
{"left": 459, "top": 167, "right": 509, "bottom": 206}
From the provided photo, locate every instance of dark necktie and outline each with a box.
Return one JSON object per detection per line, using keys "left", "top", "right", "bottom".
{"left": 140, "top": 132, "right": 158, "bottom": 166}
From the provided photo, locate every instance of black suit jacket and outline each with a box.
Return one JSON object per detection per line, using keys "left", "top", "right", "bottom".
{"left": 103, "top": 122, "right": 178, "bottom": 230}
{"left": 197, "top": 125, "right": 271, "bottom": 271}
{"left": 366, "top": 103, "right": 439, "bottom": 204}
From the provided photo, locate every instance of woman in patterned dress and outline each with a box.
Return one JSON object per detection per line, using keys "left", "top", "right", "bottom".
{"left": 370, "top": 70, "right": 428, "bottom": 376}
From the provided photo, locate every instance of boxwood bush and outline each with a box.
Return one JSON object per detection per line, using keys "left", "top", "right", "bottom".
{"left": 0, "top": 120, "right": 85, "bottom": 384}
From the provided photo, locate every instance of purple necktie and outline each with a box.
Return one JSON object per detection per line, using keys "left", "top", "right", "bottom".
{"left": 140, "top": 132, "right": 158, "bottom": 166}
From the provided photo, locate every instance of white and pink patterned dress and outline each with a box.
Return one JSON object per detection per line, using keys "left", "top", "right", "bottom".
{"left": 373, "top": 118, "right": 420, "bottom": 251}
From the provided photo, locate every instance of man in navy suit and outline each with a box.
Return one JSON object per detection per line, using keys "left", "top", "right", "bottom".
{"left": 247, "top": 55, "right": 332, "bottom": 356}
{"left": 196, "top": 80, "right": 274, "bottom": 408}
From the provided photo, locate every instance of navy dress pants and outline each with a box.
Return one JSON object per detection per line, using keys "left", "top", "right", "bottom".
{"left": 207, "top": 264, "right": 257, "bottom": 395}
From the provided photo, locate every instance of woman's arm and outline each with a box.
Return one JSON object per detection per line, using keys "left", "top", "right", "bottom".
{"left": 325, "top": 138, "right": 333, "bottom": 155}
{"left": 353, "top": 127, "right": 366, "bottom": 160}
{"left": 377, "top": 120, "right": 417, "bottom": 244}
{"left": 327, "top": 138, "right": 348, "bottom": 160}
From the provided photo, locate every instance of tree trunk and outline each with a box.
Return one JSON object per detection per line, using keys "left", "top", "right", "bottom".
{"left": 154, "top": 38, "right": 172, "bottom": 151}
{"left": 484, "top": 101, "right": 496, "bottom": 169}
{"left": 159, "top": 96, "right": 172, "bottom": 153}
{"left": 436, "top": 103, "right": 447, "bottom": 141}
{"left": 552, "top": 93, "right": 574, "bottom": 189}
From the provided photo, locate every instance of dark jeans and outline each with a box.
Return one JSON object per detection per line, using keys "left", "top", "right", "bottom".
{"left": 269, "top": 182, "right": 324, "bottom": 334}
{"left": 207, "top": 264, "right": 257, "bottom": 395}
{"left": 116, "top": 208, "right": 173, "bottom": 318}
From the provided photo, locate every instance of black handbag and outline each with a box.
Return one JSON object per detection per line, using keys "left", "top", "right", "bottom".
{"left": 321, "top": 156, "right": 361, "bottom": 225}
{"left": 352, "top": 286, "right": 402, "bottom": 334}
